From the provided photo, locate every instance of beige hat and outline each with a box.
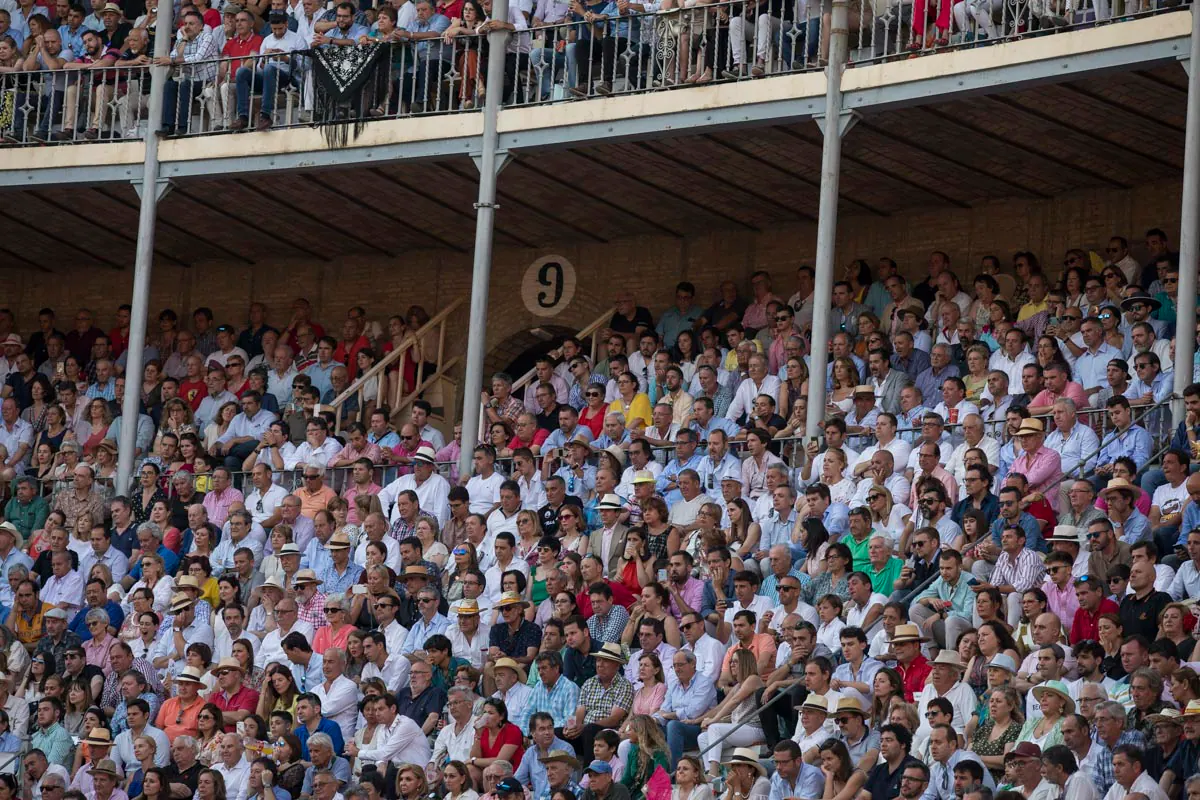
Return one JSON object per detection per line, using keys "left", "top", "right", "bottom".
{"left": 1014, "top": 418, "right": 1045, "bottom": 437}
{"left": 1100, "top": 478, "right": 1140, "bottom": 501}
{"left": 327, "top": 532, "right": 351, "bottom": 550}
{"left": 175, "top": 574, "right": 201, "bottom": 591}
{"left": 81, "top": 728, "right": 114, "bottom": 746}
{"left": 493, "top": 657, "right": 527, "bottom": 683}
{"left": 538, "top": 750, "right": 581, "bottom": 770}
{"left": 279, "top": 543, "right": 303, "bottom": 557}
{"left": 853, "top": 385, "right": 876, "bottom": 397}
{"left": 631, "top": 470, "right": 657, "bottom": 485}
{"left": 931, "top": 651, "right": 966, "bottom": 670}
{"left": 888, "top": 623, "right": 930, "bottom": 644}
{"left": 1032, "top": 680, "right": 1075, "bottom": 715}
{"left": 452, "top": 599, "right": 481, "bottom": 616}
{"left": 721, "top": 748, "right": 767, "bottom": 776}
{"left": 1048, "top": 525, "right": 1085, "bottom": 544}
{"left": 601, "top": 445, "right": 627, "bottom": 468}
{"left": 494, "top": 591, "right": 528, "bottom": 609}
{"left": 1180, "top": 700, "right": 1200, "bottom": 719}
{"left": 260, "top": 575, "right": 285, "bottom": 592}
{"left": 800, "top": 695, "right": 829, "bottom": 714}
{"left": 90, "top": 759, "right": 120, "bottom": 778}
{"left": 0, "top": 334, "right": 20, "bottom": 348}
{"left": 0, "top": 522, "right": 23, "bottom": 550}
{"left": 175, "top": 666, "right": 206, "bottom": 684}
{"left": 401, "top": 565, "right": 430, "bottom": 580}
{"left": 292, "top": 569, "right": 321, "bottom": 586}
{"left": 169, "top": 592, "right": 194, "bottom": 612}
{"left": 1148, "top": 708, "right": 1184, "bottom": 727}
{"left": 210, "top": 657, "right": 245, "bottom": 676}
{"left": 593, "top": 642, "right": 627, "bottom": 664}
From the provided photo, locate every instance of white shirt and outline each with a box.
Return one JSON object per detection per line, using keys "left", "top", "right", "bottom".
{"left": 432, "top": 718, "right": 476, "bottom": 765}
{"left": 266, "top": 366, "right": 300, "bottom": 405}
{"left": 484, "top": 558, "right": 530, "bottom": 607}
{"left": 362, "top": 653, "right": 411, "bottom": 693}
{"left": 286, "top": 438, "right": 343, "bottom": 469}
{"left": 853, "top": 439, "right": 913, "bottom": 476}
{"left": 1103, "top": 772, "right": 1167, "bottom": 800}
{"left": 217, "top": 408, "right": 277, "bottom": 445}
{"left": 844, "top": 593, "right": 888, "bottom": 630}
{"left": 447, "top": 623, "right": 491, "bottom": 669}
{"left": 467, "top": 472, "right": 505, "bottom": 515}
{"left": 314, "top": 675, "right": 360, "bottom": 744}
{"left": 493, "top": 682, "right": 532, "bottom": 728}
{"left": 989, "top": 348, "right": 1036, "bottom": 390}
{"left": 769, "top": 601, "right": 818, "bottom": 630}
{"left": 354, "top": 538, "right": 402, "bottom": 572}
{"left": 245, "top": 483, "right": 288, "bottom": 526}
{"left": 380, "top": 619, "right": 408, "bottom": 657}
{"left": 681, "top": 634, "right": 726, "bottom": 684}
{"left": 515, "top": 471, "right": 547, "bottom": 511}
{"left": 212, "top": 757, "right": 251, "bottom": 800}
{"left": 257, "top": 620, "right": 315, "bottom": 669}
{"left": 726, "top": 374, "right": 783, "bottom": 421}
{"left": 358, "top": 714, "right": 431, "bottom": 768}
{"left": 41, "top": 570, "right": 84, "bottom": 612}
{"left": 914, "top": 681, "right": 977, "bottom": 748}
{"left": 1061, "top": 771, "right": 1100, "bottom": 800}
{"left": 945, "top": 436, "right": 1001, "bottom": 486}
{"left": 722, "top": 594, "right": 773, "bottom": 626}
{"left": 379, "top": 472, "right": 452, "bottom": 527}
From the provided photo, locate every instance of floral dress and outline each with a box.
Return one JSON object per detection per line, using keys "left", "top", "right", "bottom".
{"left": 970, "top": 719, "right": 1020, "bottom": 781}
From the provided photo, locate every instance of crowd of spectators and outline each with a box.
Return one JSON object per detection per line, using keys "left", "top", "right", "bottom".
{"left": 0, "top": 0, "right": 1172, "bottom": 141}
{"left": 0, "top": 231, "right": 1196, "bottom": 800}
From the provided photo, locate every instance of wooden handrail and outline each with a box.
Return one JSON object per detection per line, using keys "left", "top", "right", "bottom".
{"left": 329, "top": 298, "right": 465, "bottom": 430}
{"left": 510, "top": 305, "right": 617, "bottom": 394}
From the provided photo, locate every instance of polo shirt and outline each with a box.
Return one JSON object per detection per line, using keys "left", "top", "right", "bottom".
{"left": 396, "top": 685, "right": 447, "bottom": 729}
{"left": 209, "top": 685, "right": 260, "bottom": 732}
{"left": 863, "top": 756, "right": 923, "bottom": 800}
{"left": 866, "top": 556, "right": 904, "bottom": 596}
{"left": 294, "top": 717, "right": 345, "bottom": 759}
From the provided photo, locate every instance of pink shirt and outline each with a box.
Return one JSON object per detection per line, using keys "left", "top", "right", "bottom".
{"left": 202, "top": 486, "right": 244, "bottom": 527}
{"left": 334, "top": 440, "right": 382, "bottom": 465}
{"left": 1011, "top": 446, "right": 1064, "bottom": 512}
{"left": 343, "top": 482, "right": 382, "bottom": 523}
{"left": 1030, "top": 381, "right": 1088, "bottom": 411}
{"left": 83, "top": 633, "right": 117, "bottom": 673}
{"left": 1041, "top": 578, "right": 1079, "bottom": 626}
{"left": 392, "top": 438, "right": 433, "bottom": 476}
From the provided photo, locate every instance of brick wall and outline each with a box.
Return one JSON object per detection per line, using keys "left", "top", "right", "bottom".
{"left": 14, "top": 177, "right": 1182, "bottom": 384}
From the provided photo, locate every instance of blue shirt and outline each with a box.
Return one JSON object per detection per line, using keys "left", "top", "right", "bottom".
{"left": 758, "top": 510, "right": 797, "bottom": 552}
{"left": 368, "top": 430, "right": 401, "bottom": 449}
{"left": 1177, "top": 502, "right": 1200, "bottom": 547}
{"left": 315, "top": 560, "right": 363, "bottom": 596}
{"left": 914, "top": 365, "right": 960, "bottom": 408}
{"left": 761, "top": 568, "right": 808, "bottom": 604}
{"left": 657, "top": 454, "right": 703, "bottom": 506}
{"left": 658, "top": 672, "right": 717, "bottom": 723}
{"left": 1073, "top": 342, "right": 1123, "bottom": 391}
{"left": 1045, "top": 422, "right": 1100, "bottom": 479}
{"left": 544, "top": 424, "right": 593, "bottom": 452}
{"left": 514, "top": 675, "right": 580, "bottom": 732}
{"left": 304, "top": 361, "right": 343, "bottom": 399}
{"left": 69, "top": 601, "right": 125, "bottom": 641}
{"left": 513, "top": 738, "right": 575, "bottom": 798}
{"left": 403, "top": 613, "right": 451, "bottom": 653}
{"left": 823, "top": 503, "right": 850, "bottom": 537}
{"left": 406, "top": 12, "right": 450, "bottom": 60}
{"left": 1115, "top": 507, "right": 1152, "bottom": 546}
{"left": 990, "top": 512, "right": 1045, "bottom": 552}
{"left": 695, "top": 451, "right": 741, "bottom": 495}
{"left": 593, "top": 429, "right": 632, "bottom": 450}
{"left": 294, "top": 717, "right": 345, "bottom": 759}
{"left": 657, "top": 306, "right": 703, "bottom": 349}
{"left": 554, "top": 464, "right": 596, "bottom": 499}
{"left": 690, "top": 416, "right": 741, "bottom": 444}
{"left": 769, "top": 763, "right": 824, "bottom": 800}
{"left": 1097, "top": 424, "right": 1153, "bottom": 471}
{"left": 127, "top": 544, "right": 179, "bottom": 581}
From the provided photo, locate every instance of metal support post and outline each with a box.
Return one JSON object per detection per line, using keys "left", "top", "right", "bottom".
{"left": 116, "top": 0, "right": 173, "bottom": 495}
{"left": 458, "top": 3, "right": 512, "bottom": 481}
{"left": 1174, "top": 3, "right": 1200, "bottom": 422}
{"left": 804, "top": 0, "right": 851, "bottom": 439}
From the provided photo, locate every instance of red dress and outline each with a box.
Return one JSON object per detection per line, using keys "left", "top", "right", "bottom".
{"left": 479, "top": 722, "right": 524, "bottom": 771}
{"left": 579, "top": 406, "right": 605, "bottom": 438}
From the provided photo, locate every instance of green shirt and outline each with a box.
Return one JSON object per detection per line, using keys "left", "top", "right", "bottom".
{"left": 865, "top": 556, "right": 904, "bottom": 596}
{"left": 841, "top": 531, "right": 873, "bottom": 573}
{"left": 4, "top": 495, "right": 48, "bottom": 539}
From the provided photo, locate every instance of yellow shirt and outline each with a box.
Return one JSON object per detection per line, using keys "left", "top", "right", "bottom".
{"left": 609, "top": 394, "right": 653, "bottom": 430}
{"left": 1017, "top": 300, "right": 1048, "bottom": 322}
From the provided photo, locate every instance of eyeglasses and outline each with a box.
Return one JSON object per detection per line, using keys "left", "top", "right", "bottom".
{"left": 867, "top": 494, "right": 884, "bottom": 501}
{"left": 774, "top": 315, "right": 791, "bottom": 322}
{"left": 1164, "top": 277, "right": 1179, "bottom": 284}
{"left": 419, "top": 598, "right": 437, "bottom": 604}
{"left": 1086, "top": 532, "right": 1102, "bottom": 540}
{"left": 373, "top": 603, "right": 395, "bottom": 610}
{"left": 559, "top": 513, "right": 576, "bottom": 520}
{"left": 923, "top": 711, "right": 941, "bottom": 719}
{"left": 834, "top": 716, "right": 853, "bottom": 725}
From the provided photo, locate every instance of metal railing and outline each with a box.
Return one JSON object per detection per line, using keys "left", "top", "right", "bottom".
{"left": 326, "top": 297, "right": 465, "bottom": 433}
{"left": 508, "top": 305, "right": 616, "bottom": 402}
{"left": 0, "top": 1, "right": 1182, "bottom": 145}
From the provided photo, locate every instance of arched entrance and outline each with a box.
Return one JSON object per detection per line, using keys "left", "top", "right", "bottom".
{"left": 482, "top": 324, "right": 578, "bottom": 390}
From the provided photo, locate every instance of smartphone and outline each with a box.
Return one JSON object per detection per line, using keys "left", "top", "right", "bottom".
{"left": 353, "top": 584, "right": 368, "bottom": 595}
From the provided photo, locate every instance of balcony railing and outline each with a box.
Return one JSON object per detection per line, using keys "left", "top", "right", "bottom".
{"left": 0, "top": 0, "right": 1182, "bottom": 147}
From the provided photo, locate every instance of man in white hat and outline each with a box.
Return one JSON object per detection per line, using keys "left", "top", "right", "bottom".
{"left": 150, "top": 593, "right": 214, "bottom": 671}
{"left": 315, "top": 531, "right": 362, "bottom": 597}
{"left": 563, "top": 643, "right": 632, "bottom": 761}
{"left": 246, "top": 575, "right": 285, "bottom": 637}
{"left": 378, "top": 446, "right": 451, "bottom": 527}
{"left": 210, "top": 657, "right": 260, "bottom": 727}
{"left": 586, "top": 493, "right": 629, "bottom": 580}
{"left": 0, "top": 521, "right": 32, "bottom": 606}
{"left": 155, "top": 667, "right": 207, "bottom": 741}
{"left": 914, "top": 651, "right": 976, "bottom": 749}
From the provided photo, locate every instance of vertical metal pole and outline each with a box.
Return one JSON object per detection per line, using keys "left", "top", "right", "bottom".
{"left": 116, "top": 1, "right": 174, "bottom": 495}
{"left": 804, "top": 0, "right": 850, "bottom": 438}
{"left": 1174, "top": 3, "right": 1200, "bottom": 422}
{"left": 458, "top": 2, "right": 512, "bottom": 479}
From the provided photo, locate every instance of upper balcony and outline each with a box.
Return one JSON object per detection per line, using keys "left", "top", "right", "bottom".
{"left": 0, "top": 0, "right": 1190, "bottom": 187}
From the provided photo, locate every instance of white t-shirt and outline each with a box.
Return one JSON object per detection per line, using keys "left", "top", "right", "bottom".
{"left": 1152, "top": 480, "right": 1189, "bottom": 524}
{"left": 466, "top": 472, "right": 505, "bottom": 514}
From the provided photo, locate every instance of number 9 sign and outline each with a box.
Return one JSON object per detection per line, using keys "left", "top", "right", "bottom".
{"left": 521, "top": 255, "right": 577, "bottom": 318}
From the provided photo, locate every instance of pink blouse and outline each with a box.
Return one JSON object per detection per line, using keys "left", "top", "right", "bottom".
{"left": 632, "top": 682, "right": 667, "bottom": 716}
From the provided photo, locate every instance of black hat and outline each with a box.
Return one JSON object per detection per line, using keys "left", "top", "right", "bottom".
{"left": 495, "top": 778, "right": 524, "bottom": 796}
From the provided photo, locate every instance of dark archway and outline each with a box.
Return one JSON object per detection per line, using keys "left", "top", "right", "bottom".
{"left": 483, "top": 324, "right": 578, "bottom": 398}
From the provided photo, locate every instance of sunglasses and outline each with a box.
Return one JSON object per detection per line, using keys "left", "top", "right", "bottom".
{"left": 1164, "top": 277, "right": 1178, "bottom": 284}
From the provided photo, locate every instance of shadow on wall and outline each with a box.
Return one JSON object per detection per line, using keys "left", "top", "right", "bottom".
{"left": 483, "top": 325, "right": 579, "bottom": 396}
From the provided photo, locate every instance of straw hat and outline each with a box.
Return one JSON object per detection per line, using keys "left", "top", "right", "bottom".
{"left": 175, "top": 575, "right": 202, "bottom": 591}
{"left": 834, "top": 697, "right": 868, "bottom": 717}
{"left": 492, "top": 657, "right": 527, "bottom": 683}
{"left": 1014, "top": 418, "right": 1045, "bottom": 437}
{"left": 260, "top": 575, "right": 285, "bottom": 592}
{"left": 1148, "top": 708, "right": 1184, "bottom": 727}
{"left": 631, "top": 470, "right": 657, "bottom": 485}
{"left": 169, "top": 592, "right": 194, "bottom": 612}
{"left": 596, "top": 493, "right": 624, "bottom": 511}
{"left": 800, "top": 695, "right": 829, "bottom": 714}
{"left": 494, "top": 591, "right": 528, "bottom": 609}
{"left": 888, "top": 623, "right": 930, "bottom": 644}
{"left": 593, "top": 642, "right": 627, "bottom": 664}
{"left": 1047, "top": 525, "right": 1085, "bottom": 544}
{"left": 292, "top": 569, "right": 321, "bottom": 586}
{"left": 175, "top": 666, "right": 206, "bottom": 685}
{"left": 278, "top": 543, "right": 303, "bottom": 557}
{"left": 1100, "top": 478, "right": 1140, "bottom": 501}
{"left": 412, "top": 446, "right": 438, "bottom": 465}
{"left": 327, "top": 532, "right": 351, "bottom": 550}
{"left": 452, "top": 599, "right": 481, "bottom": 616}
{"left": 1181, "top": 699, "right": 1200, "bottom": 719}
{"left": 1032, "top": 680, "right": 1075, "bottom": 715}
{"left": 601, "top": 446, "right": 627, "bottom": 468}
{"left": 90, "top": 759, "right": 120, "bottom": 777}
{"left": 401, "top": 565, "right": 430, "bottom": 581}
{"left": 931, "top": 651, "right": 966, "bottom": 670}
{"left": 721, "top": 747, "right": 767, "bottom": 776}
{"left": 81, "top": 728, "right": 114, "bottom": 746}
{"left": 0, "top": 521, "right": 23, "bottom": 550}
{"left": 210, "top": 657, "right": 245, "bottom": 676}
{"left": 853, "top": 385, "right": 876, "bottom": 397}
